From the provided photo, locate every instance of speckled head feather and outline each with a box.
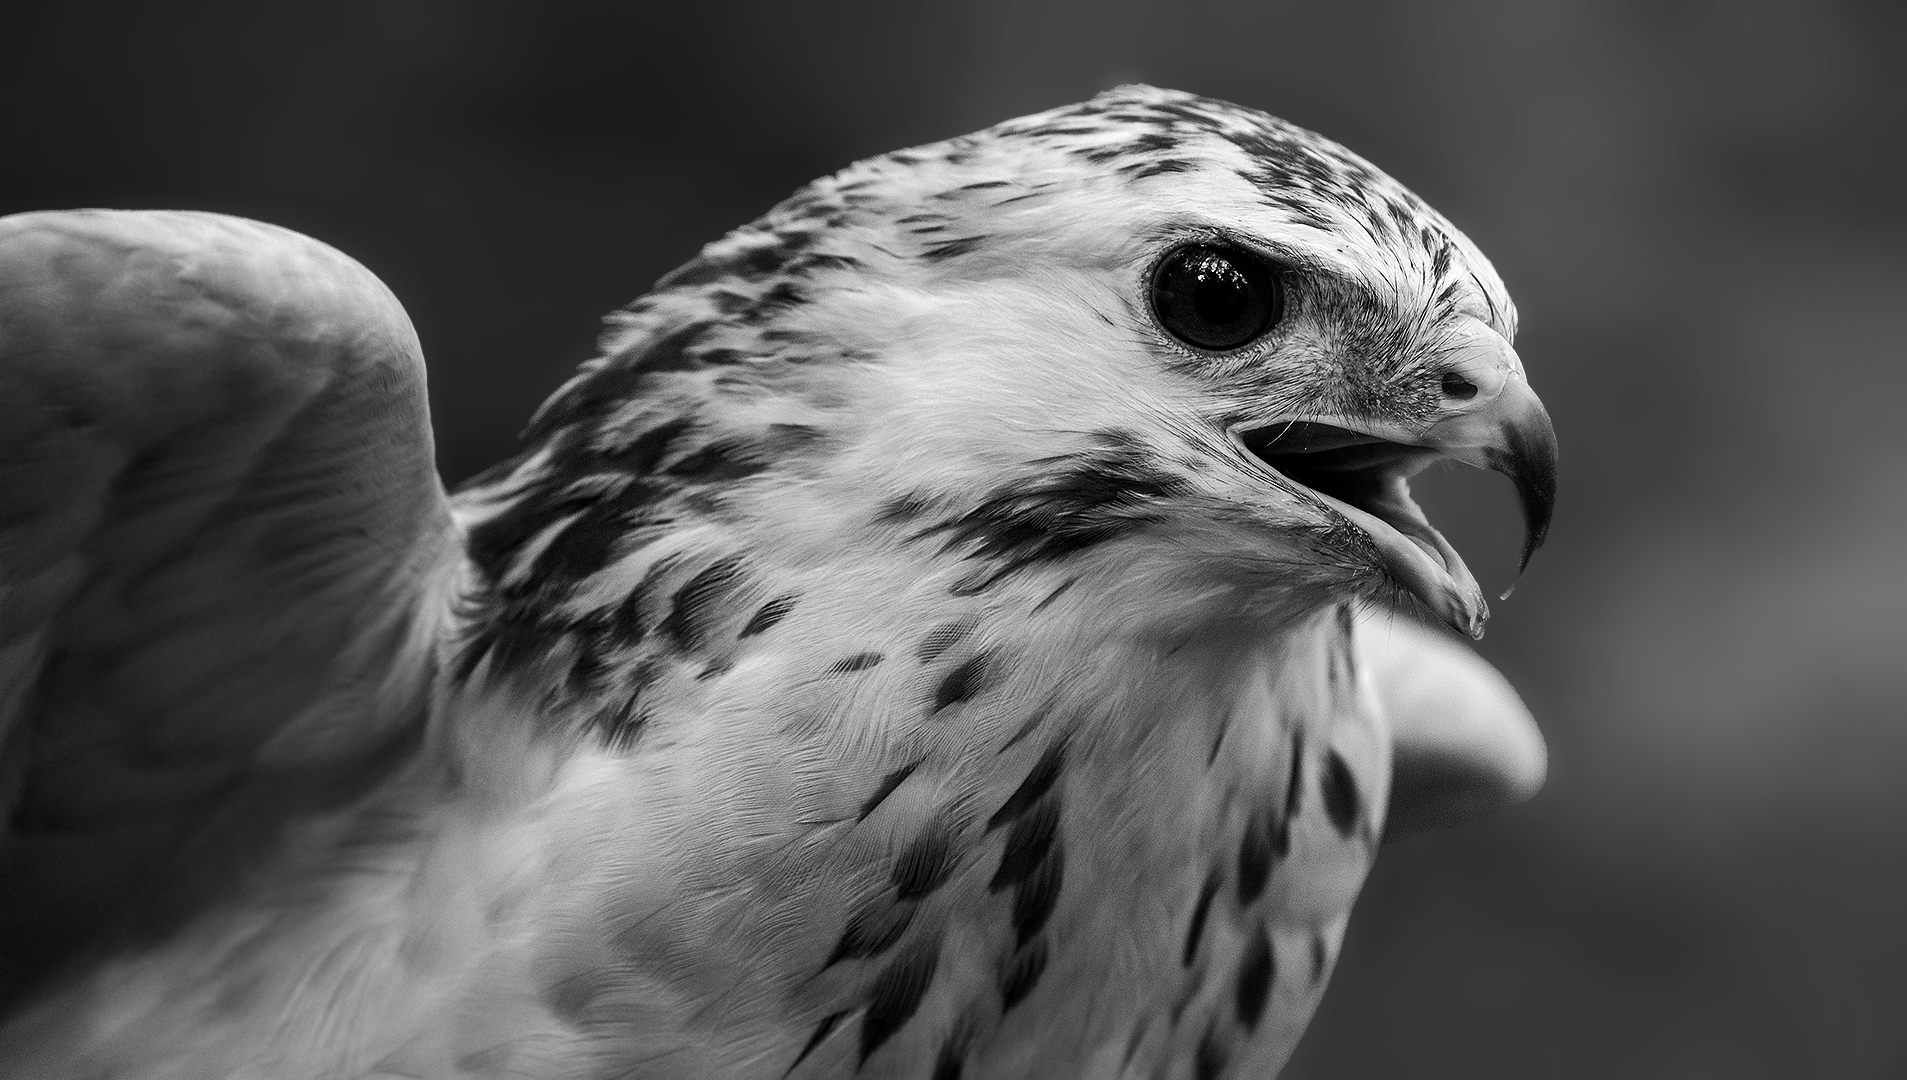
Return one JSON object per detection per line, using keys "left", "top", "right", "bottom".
{"left": 454, "top": 85, "right": 1528, "bottom": 723}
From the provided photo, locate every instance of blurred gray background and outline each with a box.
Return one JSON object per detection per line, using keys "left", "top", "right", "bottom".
{"left": 5, "top": 1, "right": 1903, "bottom": 1074}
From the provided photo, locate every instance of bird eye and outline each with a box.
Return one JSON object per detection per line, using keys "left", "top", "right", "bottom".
{"left": 1440, "top": 372, "right": 1479, "bottom": 401}
{"left": 1150, "top": 243, "right": 1283, "bottom": 352}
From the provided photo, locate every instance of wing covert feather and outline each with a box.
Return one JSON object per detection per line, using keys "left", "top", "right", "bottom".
{"left": 0, "top": 209, "right": 457, "bottom": 999}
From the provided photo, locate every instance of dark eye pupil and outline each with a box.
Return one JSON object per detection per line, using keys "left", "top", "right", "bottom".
{"left": 1151, "top": 243, "right": 1282, "bottom": 351}
{"left": 1192, "top": 259, "right": 1250, "bottom": 323}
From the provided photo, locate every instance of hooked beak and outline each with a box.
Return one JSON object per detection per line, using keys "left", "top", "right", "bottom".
{"left": 1419, "top": 333, "right": 1557, "bottom": 576}
{"left": 1236, "top": 320, "right": 1558, "bottom": 638}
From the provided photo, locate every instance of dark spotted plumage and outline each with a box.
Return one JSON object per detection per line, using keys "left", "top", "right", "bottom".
{"left": 1000, "top": 92, "right": 1503, "bottom": 330}
{"left": 827, "top": 900, "right": 916, "bottom": 967}
{"left": 1237, "top": 798, "right": 1279, "bottom": 905}
{"left": 1183, "top": 871, "right": 1223, "bottom": 967}
{"left": 989, "top": 798, "right": 1060, "bottom": 891}
{"left": 1235, "top": 927, "right": 1275, "bottom": 1031}
{"left": 658, "top": 555, "right": 749, "bottom": 652}
{"left": 1009, "top": 845, "right": 1064, "bottom": 947}
{"left": 998, "top": 939, "right": 1048, "bottom": 1012}
{"left": 1031, "top": 577, "right": 1078, "bottom": 613}
{"left": 1321, "top": 750, "right": 1363, "bottom": 838}
{"left": 445, "top": 75, "right": 1526, "bottom": 770}
{"left": 0, "top": 76, "right": 1554, "bottom": 1080}
{"left": 932, "top": 652, "right": 991, "bottom": 712}
{"left": 827, "top": 652, "right": 886, "bottom": 675}
{"left": 741, "top": 594, "right": 799, "bottom": 637}
{"left": 592, "top": 683, "right": 654, "bottom": 751}
{"left": 1196, "top": 1027, "right": 1231, "bottom": 1080}
{"left": 1283, "top": 738, "right": 1306, "bottom": 827}
{"left": 916, "top": 618, "right": 981, "bottom": 662}
{"left": 919, "top": 235, "right": 989, "bottom": 261}
{"left": 860, "top": 941, "right": 942, "bottom": 1063}
{"left": 987, "top": 742, "right": 1067, "bottom": 829}
{"left": 913, "top": 435, "right": 1187, "bottom": 590}
{"left": 892, "top": 824, "right": 959, "bottom": 900}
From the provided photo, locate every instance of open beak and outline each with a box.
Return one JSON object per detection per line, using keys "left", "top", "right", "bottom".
{"left": 1235, "top": 322, "right": 1557, "bottom": 639}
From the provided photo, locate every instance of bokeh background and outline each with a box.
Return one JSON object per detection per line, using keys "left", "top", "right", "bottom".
{"left": 5, "top": 1, "right": 1904, "bottom": 1074}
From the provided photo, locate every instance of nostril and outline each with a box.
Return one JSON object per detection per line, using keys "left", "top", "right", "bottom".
{"left": 1441, "top": 372, "right": 1478, "bottom": 401}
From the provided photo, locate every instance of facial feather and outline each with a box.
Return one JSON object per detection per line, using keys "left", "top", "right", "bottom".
{"left": 456, "top": 86, "right": 1518, "bottom": 715}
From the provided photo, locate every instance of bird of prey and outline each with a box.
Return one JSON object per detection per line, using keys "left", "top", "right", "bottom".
{"left": 0, "top": 85, "right": 1553, "bottom": 1078}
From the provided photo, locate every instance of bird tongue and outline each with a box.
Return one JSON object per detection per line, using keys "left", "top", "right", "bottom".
{"left": 1309, "top": 474, "right": 1488, "bottom": 639}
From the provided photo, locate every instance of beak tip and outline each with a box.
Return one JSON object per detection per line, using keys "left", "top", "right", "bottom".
{"left": 1516, "top": 528, "right": 1544, "bottom": 576}
{"left": 1490, "top": 401, "right": 1557, "bottom": 585}
{"left": 1515, "top": 477, "right": 1555, "bottom": 573}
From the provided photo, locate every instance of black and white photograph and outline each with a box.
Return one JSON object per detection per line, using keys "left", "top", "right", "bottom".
{"left": 1, "top": 2, "right": 1901, "bottom": 1076}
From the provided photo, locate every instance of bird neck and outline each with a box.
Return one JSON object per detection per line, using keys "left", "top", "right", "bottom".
{"left": 402, "top": 557, "right": 1358, "bottom": 1075}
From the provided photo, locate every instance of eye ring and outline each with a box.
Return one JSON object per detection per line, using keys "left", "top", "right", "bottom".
{"left": 1150, "top": 243, "right": 1284, "bottom": 352}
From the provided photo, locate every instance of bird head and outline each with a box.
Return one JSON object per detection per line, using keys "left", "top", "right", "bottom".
{"left": 464, "top": 85, "right": 1556, "bottom": 679}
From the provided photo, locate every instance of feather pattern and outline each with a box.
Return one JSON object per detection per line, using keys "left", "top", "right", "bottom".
{"left": 0, "top": 85, "right": 1549, "bottom": 1078}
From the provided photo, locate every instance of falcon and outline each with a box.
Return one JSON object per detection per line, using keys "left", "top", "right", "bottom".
{"left": 0, "top": 85, "right": 1554, "bottom": 1078}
